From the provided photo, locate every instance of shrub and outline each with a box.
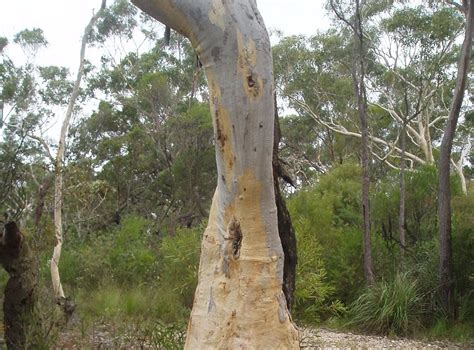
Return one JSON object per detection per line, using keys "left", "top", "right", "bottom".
{"left": 288, "top": 163, "right": 365, "bottom": 314}
{"left": 346, "top": 273, "right": 422, "bottom": 335}
{"left": 58, "top": 216, "right": 159, "bottom": 289}
{"left": 158, "top": 225, "right": 202, "bottom": 309}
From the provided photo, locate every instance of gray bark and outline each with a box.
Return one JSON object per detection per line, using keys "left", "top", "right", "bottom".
{"left": 438, "top": 0, "right": 473, "bottom": 320}
{"left": 330, "top": 0, "right": 375, "bottom": 285}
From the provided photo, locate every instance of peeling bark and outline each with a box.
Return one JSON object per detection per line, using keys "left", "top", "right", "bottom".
{"left": 0, "top": 222, "right": 39, "bottom": 349}
{"left": 132, "top": 0, "right": 299, "bottom": 348}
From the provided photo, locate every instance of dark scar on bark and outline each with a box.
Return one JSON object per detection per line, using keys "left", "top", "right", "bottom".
{"left": 228, "top": 219, "right": 242, "bottom": 259}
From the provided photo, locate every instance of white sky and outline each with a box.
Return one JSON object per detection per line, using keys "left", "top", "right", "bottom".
{"left": 0, "top": 0, "right": 330, "bottom": 68}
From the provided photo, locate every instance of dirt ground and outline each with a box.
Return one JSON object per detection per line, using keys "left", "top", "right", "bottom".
{"left": 300, "top": 327, "right": 474, "bottom": 350}
{"left": 3, "top": 324, "right": 472, "bottom": 348}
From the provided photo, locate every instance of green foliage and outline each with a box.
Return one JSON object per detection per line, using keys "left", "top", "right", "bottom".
{"left": 289, "top": 163, "right": 366, "bottom": 304}
{"left": 57, "top": 217, "right": 201, "bottom": 326}
{"left": 0, "top": 37, "right": 7, "bottom": 52}
{"left": 424, "top": 319, "right": 474, "bottom": 342}
{"left": 346, "top": 273, "right": 422, "bottom": 336}
{"left": 59, "top": 216, "right": 159, "bottom": 288}
{"left": 38, "top": 66, "right": 72, "bottom": 105}
{"left": 452, "top": 189, "right": 474, "bottom": 320}
{"left": 92, "top": 0, "right": 138, "bottom": 43}
{"left": 382, "top": 6, "right": 463, "bottom": 46}
{"left": 158, "top": 226, "right": 202, "bottom": 309}
{"left": 13, "top": 28, "right": 48, "bottom": 53}
{"left": 288, "top": 163, "right": 368, "bottom": 322}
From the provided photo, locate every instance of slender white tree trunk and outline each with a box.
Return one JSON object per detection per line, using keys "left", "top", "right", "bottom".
{"left": 51, "top": 0, "right": 107, "bottom": 301}
{"left": 132, "top": 1, "right": 299, "bottom": 348}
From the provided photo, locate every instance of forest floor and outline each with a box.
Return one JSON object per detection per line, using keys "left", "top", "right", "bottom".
{"left": 300, "top": 327, "right": 474, "bottom": 349}
{"left": 54, "top": 325, "right": 474, "bottom": 349}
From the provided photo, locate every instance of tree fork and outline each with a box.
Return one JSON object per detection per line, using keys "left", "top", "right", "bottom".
{"left": 132, "top": 0, "right": 299, "bottom": 348}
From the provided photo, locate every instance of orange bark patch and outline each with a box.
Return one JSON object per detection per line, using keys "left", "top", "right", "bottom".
{"left": 236, "top": 30, "right": 263, "bottom": 100}
{"left": 234, "top": 170, "right": 273, "bottom": 258}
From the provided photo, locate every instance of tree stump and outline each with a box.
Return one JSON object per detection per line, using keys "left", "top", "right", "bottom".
{"left": 0, "top": 222, "right": 39, "bottom": 349}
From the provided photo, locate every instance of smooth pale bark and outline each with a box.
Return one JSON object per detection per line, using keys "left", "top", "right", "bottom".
{"left": 0, "top": 222, "right": 39, "bottom": 349}
{"left": 51, "top": 0, "right": 106, "bottom": 302}
{"left": 132, "top": 1, "right": 299, "bottom": 348}
{"left": 438, "top": 0, "right": 473, "bottom": 320}
{"left": 452, "top": 134, "right": 470, "bottom": 195}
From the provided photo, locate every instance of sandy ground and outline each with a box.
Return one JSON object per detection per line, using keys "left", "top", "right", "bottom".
{"left": 300, "top": 327, "right": 474, "bottom": 350}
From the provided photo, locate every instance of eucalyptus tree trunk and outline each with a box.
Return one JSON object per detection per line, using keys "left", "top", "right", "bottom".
{"left": 51, "top": 0, "right": 106, "bottom": 305}
{"left": 438, "top": 0, "right": 473, "bottom": 320}
{"left": 0, "top": 222, "right": 39, "bottom": 349}
{"left": 330, "top": 0, "right": 375, "bottom": 286}
{"left": 399, "top": 121, "right": 407, "bottom": 261}
{"left": 352, "top": 0, "right": 375, "bottom": 285}
{"left": 132, "top": 1, "right": 299, "bottom": 348}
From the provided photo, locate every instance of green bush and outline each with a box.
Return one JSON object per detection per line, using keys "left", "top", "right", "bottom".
{"left": 59, "top": 216, "right": 159, "bottom": 289}
{"left": 346, "top": 273, "right": 422, "bottom": 335}
{"left": 158, "top": 225, "right": 202, "bottom": 309}
{"left": 288, "top": 164, "right": 366, "bottom": 322}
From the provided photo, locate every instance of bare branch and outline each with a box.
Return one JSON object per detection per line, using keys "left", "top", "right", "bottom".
{"left": 288, "top": 95, "right": 427, "bottom": 166}
{"left": 329, "top": 0, "right": 357, "bottom": 33}
{"left": 445, "top": 0, "right": 467, "bottom": 13}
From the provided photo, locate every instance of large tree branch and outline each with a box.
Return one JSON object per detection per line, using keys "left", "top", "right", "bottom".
{"left": 289, "top": 96, "right": 427, "bottom": 165}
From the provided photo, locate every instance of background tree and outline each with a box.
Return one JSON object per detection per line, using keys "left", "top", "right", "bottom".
{"left": 437, "top": 0, "right": 473, "bottom": 320}
{"left": 330, "top": 0, "right": 375, "bottom": 285}
{"left": 51, "top": 0, "right": 106, "bottom": 313}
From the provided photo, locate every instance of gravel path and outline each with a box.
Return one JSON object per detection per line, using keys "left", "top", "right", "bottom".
{"left": 300, "top": 328, "right": 473, "bottom": 349}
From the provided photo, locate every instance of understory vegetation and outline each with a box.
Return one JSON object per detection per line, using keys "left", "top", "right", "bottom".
{"left": 290, "top": 164, "right": 474, "bottom": 340}
{"left": 1, "top": 164, "right": 471, "bottom": 346}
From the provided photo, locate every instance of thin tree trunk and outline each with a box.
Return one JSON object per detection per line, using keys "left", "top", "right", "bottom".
{"left": 438, "top": 0, "right": 473, "bottom": 320}
{"left": 0, "top": 222, "right": 39, "bottom": 349}
{"left": 399, "top": 122, "right": 407, "bottom": 260}
{"left": 353, "top": 0, "right": 375, "bottom": 285}
{"left": 273, "top": 95, "right": 297, "bottom": 310}
{"left": 132, "top": 1, "right": 299, "bottom": 348}
{"left": 330, "top": 0, "right": 375, "bottom": 285}
{"left": 51, "top": 0, "right": 106, "bottom": 304}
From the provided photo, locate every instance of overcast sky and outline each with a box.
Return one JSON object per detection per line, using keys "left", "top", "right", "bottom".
{"left": 0, "top": 1, "right": 330, "bottom": 134}
{"left": 0, "top": 0, "right": 330, "bottom": 68}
